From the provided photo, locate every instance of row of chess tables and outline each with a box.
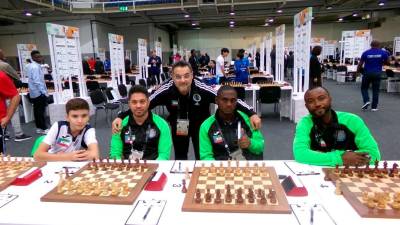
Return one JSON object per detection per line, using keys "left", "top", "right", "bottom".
{"left": 0, "top": 159, "right": 399, "bottom": 225}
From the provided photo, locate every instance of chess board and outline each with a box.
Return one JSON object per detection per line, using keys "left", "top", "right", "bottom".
{"left": 41, "top": 160, "right": 158, "bottom": 205}
{"left": 0, "top": 158, "right": 46, "bottom": 191}
{"left": 323, "top": 162, "right": 400, "bottom": 218}
{"left": 182, "top": 162, "right": 291, "bottom": 213}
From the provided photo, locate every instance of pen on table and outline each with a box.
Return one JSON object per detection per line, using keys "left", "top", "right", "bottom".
{"left": 143, "top": 205, "right": 153, "bottom": 221}
{"left": 310, "top": 206, "right": 314, "bottom": 225}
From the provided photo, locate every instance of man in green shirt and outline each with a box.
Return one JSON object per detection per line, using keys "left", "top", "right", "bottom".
{"left": 110, "top": 85, "right": 171, "bottom": 160}
{"left": 293, "top": 87, "right": 380, "bottom": 166}
{"left": 200, "top": 85, "right": 264, "bottom": 160}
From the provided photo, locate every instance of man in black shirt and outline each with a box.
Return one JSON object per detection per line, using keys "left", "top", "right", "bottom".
{"left": 112, "top": 61, "right": 261, "bottom": 160}
{"left": 309, "top": 46, "right": 322, "bottom": 88}
{"left": 189, "top": 49, "right": 199, "bottom": 76}
{"left": 148, "top": 50, "right": 162, "bottom": 84}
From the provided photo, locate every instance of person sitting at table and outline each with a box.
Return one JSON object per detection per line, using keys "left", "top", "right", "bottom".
{"left": 293, "top": 87, "right": 380, "bottom": 166}
{"left": 208, "top": 60, "right": 216, "bottom": 76}
{"left": 110, "top": 85, "right": 172, "bottom": 160}
{"left": 199, "top": 85, "right": 264, "bottom": 160}
{"left": 33, "top": 98, "right": 99, "bottom": 161}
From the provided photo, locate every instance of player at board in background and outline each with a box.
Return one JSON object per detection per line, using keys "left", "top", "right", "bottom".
{"left": 293, "top": 86, "right": 380, "bottom": 166}
{"left": 33, "top": 98, "right": 99, "bottom": 161}
{"left": 110, "top": 85, "right": 172, "bottom": 160}
{"left": 199, "top": 85, "right": 264, "bottom": 160}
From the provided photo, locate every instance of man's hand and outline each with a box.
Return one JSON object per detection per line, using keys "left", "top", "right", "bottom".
{"left": 342, "top": 152, "right": 370, "bottom": 166}
{"left": 112, "top": 118, "right": 123, "bottom": 134}
{"left": 249, "top": 114, "right": 261, "bottom": 130}
{"left": 65, "top": 150, "right": 91, "bottom": 161}
{"left": 0, "top": 116, "right": 11, "bottom": 128}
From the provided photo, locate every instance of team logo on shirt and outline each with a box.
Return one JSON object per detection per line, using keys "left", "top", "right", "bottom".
{"left": 336, "top": 130, "right": 346, "bottom": 142}
{"left": 193, "top": 93, "right": 201, "bottom": 106}
{"left": 212, "top": 131, "right": 223, "bottom": 144}
{"left": 56, "top": 135, "right": 72, "bottom": 148}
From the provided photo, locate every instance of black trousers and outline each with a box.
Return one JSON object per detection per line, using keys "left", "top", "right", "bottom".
{"left": 0, "top": 126, "right": 4, "bottom": 154}
{"left": 31, "top": 94, "right": 48, "bottom": 130}
{"left": 361, "top": 72, "right": 381, "bottom": 109}
{"left": 171, "top": 124, "right": 200, "bottom": 160}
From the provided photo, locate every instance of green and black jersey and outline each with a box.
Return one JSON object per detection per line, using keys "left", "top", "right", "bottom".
{"left": 199, "top": 110, "right": 264, "bottom": 160}
{"left": 293, "top": 110, "right": 380, "bottom": 166}
{"left": 110, "top": 112, "right": 172, "bottom": 160}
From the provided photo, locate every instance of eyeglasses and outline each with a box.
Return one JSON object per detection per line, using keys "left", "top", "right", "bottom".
{"left": 173, "top": 73, "right": 192, "bottom": 80}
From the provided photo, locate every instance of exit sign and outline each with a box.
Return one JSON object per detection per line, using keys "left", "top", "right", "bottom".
{"left": 119, "top": 6, "right": 128, "bottom": 12}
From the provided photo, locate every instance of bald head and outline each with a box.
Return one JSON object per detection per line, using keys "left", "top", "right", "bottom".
{"left": 370, "top": 40, "right": 380, "bottom": 48}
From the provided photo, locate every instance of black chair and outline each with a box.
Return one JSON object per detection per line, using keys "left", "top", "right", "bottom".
{"left": 386, "top": 69, "right": 394, "bottom": 78}
{"left": 139, "top": 78, "right": 147, "bottom": 87}
{"left": 64, "top": 81, "right": 79, "bottom": 94}
{"left": 86, "top": 80, "right": 100, "bottom": 92}
{"left": 252, "top": 76, "right": 272, "bottom": 84}
{"left": 89, "top": 89, "right": 120, "bottom": 126}
{"left": 160, "top": 73, "right": 166, "bottom": 82}
{"left": 234, "top": 87, "right": 246, "bottom": 100}
{"left": 44, "top": 74, "right": 53, "bottom": 81}
{"left": 46, "top": 82, "right": 54, "bottom": 89}
{"left": 257, "top": 86, "right": 281, "bottom": 120}
{"left": 86, "top": 75, "right": 96, "bottom": 80}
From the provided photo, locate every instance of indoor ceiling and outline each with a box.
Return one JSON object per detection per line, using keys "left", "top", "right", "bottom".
{"left": 0, "top": 0, "right": 399, "bottom": 30}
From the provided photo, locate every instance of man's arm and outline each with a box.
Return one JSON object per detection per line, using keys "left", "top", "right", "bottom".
{"left": 1, "top": 94, "right": 20, "bottom": 128}
{"left": 357, "top": 52, "right": 366, "bottom": 73}
{"left": 0, "top": 75, "right": 20, "bottom": 128}
{"left": 155, "top": 116, "right": 172, "bottom": 160}
{"left": 247, "top": 129, "right": 265, "bottom": 155}
{"left": 31, "top": 66, "right": 47, "bottom": 95}
{"left": 293, "top": 117, "right": 346, "bottom": 166}
{"left": 110, "top": 132, "right": 123, "bottom": 160}
{"left": 199, "top": 119, "right": 215, "bottom": 160}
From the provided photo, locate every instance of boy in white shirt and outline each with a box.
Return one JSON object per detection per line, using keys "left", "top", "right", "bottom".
{"left": 216, "top": 48, "right": 230, "bottom": 84}
{"left": 33, "top": 98, "right": 99, "bottom": 161}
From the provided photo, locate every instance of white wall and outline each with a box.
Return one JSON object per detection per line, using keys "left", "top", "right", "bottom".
{"left": 371, "top": 15, "right": 400, "bottom": 42}
{"left": 178, "top": 22, "right": 368, "bottom": 59}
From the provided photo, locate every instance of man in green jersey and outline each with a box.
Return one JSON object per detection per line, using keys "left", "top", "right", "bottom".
{"left": 293, "top": 87, "right": 380, "bottom": 166}
{"left": 110, "top": 85, "right": 171, "bottom": 160}
{"left": 199, "top": 85, "right": 264, "bottom": 160}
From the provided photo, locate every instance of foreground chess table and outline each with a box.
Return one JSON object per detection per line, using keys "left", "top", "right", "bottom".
{"left": 0, "top": 160, "right": 399, "bottom": 225}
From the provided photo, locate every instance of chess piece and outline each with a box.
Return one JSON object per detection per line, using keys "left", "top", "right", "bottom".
{"left": 391, "top": 201, "right": 400, "bottom": 210}
{"left": 362, "top": 191, "right": 369, "bottom": 202}
{"left": 195, "top": 189, "right": 202, "bottom": 203}
{"left": 185, "top": 167, "right": 190, "bottom": 180}
{"left": 215, "top": 189, "right": 222, "bottom": 204}
{"left": 377, "top": 197, "right": 387, "bottom": 209}
{"left": 357, "top": 169, "right": 364, "bottom": 178}
{"left": 181, "top": 179, "right": 187, "bottom": 193}
{"left": 205, "top": 189, "right": 212, "bottom": 203}
{"left": 247, "top": 188, "right": 255, "bottom": 203}
{"left": 339, "top": 169, "right": 346, "bottom": 178}
{"left": 335, "top": 180, "right": 342, "bottom": 195}
{"left": 56, "top": 171, "right": 65, "bottom": 194}
{"left": 64, "top": 167, "right": 70, "bottom": 178}
{"left": 225, "top": 184, "right": 232, "bottom": 203}
{"left": 121, "top": 183, "right": 130, "bottom": 196}
{"left": 268, "top": 189, "right": 277, "bottom": 204}
{"left": 143, "top": 159, "right": 147, "bottom": 167}
{"left": 367, "top": 197, "right": 376, "bottom": 208}
{"left": 374, "top": 160, "right": 379, "bottom": 171}
{"left": 236, "top": 188, "right": 244, "bottom": 204}
{"left": 260, "top": 194, "right": 267, "bottom": 205}
{"left": 383, "top": 161, "right": 388, "bottom": 174}
{"left": 392, "top": 163, "right": 399, "bottom": 174}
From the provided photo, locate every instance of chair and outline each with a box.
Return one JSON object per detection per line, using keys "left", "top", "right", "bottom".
{"left": 117, "top": 84, "right": 129, "bottom": 107}
{"left": 386, "top": 69, "right": 394, "bottom": 78}
{"left": 257, "top": 86, "right": 281, "bottom": 120}
{"left": 234, "top": 87, "right": 246, "bottom": 100}
{"left": 251, "top": 76, "right": 271, "bottom": 84}
{"left": 86, "top": 75, "right": 96, "bottom": 80}
{"left": 89, "top": 89, "right": 120, "bottom": 126}
{"left": 64, "top": 81, "right": 79, "bottom": 94}
{"left": 86, "top": 80, "right": 100, "bottom": 92}
{"left": 44, "top": 74, "right": 53, "bottom": 81}
{"left": 139, "top": 78, "right": 147, "bottom": 87}
{"left": 46, "top": 82, "right": 54, "bottom": 89}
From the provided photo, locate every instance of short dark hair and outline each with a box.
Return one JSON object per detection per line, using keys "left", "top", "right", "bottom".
{"left": 221, "top": 48, "right": 229, "bottom": 54}
{"left": 128, "top": 85, "right": 149, "bottom": 99}
{"left": 217, "top": 85, "right": 237, "bottom": 97}
{"left": 191, "top": 49, "right": 196, "bottom": 54}
{"left": 171, "top": 60, "right": 193, "bottom": 74}
{"left": 370, "top": 40, "right": 380, "bottom": 48}
{"left": 304, "top": 86, "right": 330, "bottom": 100}
{"left": 311, "top": 46, "right": 322, "bottom": 55}
{"left": 237, "top": 49, "right": 245, "bottom": 59}
{"left": 66, "top": 98, "right": 89, "bottom": 114}
{"left": 31, "top": 50, "right": 40, "bottom": 57}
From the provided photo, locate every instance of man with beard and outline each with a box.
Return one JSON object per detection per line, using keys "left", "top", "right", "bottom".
{"left": 199, "top": 85, "right": 264, "bottom": 160}
{"left": 110, "top": 85, "right": 171, "bottom": 160}
{"left": 293, "top": 87, "right": 380, "bottom": 166}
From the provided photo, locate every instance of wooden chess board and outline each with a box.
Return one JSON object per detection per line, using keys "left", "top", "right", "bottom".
{"left": 323, "top": 162, "right": 400, "bottom": 218}
{"left": 182, "top": 162, "right": 291, "bottom": 213}
{"left": 0, "top": 158, "right": 46, "bottom": 191}
{"left": 41, "top": 160, "right": 158, "bottom": 205}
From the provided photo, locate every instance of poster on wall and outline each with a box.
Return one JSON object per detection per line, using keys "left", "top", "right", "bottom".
{"left": 138, "top": 38, "right": 148, "bottom": 79}
{"left": 265, "top": 32, "right": 273, "bottom": 75}
{"left": 46, "top": 23, "right": 87, "bottom": 103}
{"left": 275, "top": 24, "right": 285, "bottom": 82}
{"left": 323, "top": 40, "right": 337, "bottom": 60}
{"left": 17, "top": 44, "right": 37, "bottom": 79}
{"left": 293, "top": 7, "right": 312, "bottom": 93}
{"left": 340, "top": 30, "right": 371, "bottom": 64}
{"left": 394, "top": 37, "right": 400, "bottom": 56}
{"left": 109, "top": 33, "right": 126, "bottom": 86}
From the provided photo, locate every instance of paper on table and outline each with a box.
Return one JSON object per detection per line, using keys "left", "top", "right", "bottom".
{"left": 125, "top": 200, "right": 166, "bottom": 225}
{"left": 291, "top": 203, "right": 337, "bottom": 225}
{"left": 0, "top": 194, "right": 18, "bottom": 209}
{"left": 170, "top": 161, "right": 196, "bottom": 173}
{"left": 284, "top": 161, "right": 321, "bottom": 176}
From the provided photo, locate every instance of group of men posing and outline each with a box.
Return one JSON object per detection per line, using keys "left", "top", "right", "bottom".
{"left": 24, "top": 60, "right": 380, "bottom": 167}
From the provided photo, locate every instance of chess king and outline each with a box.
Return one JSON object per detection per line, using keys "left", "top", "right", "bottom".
{"left": 110, "top": 85, "right": 171, "bottom": 160}
{"left": 293, "top": 87, "right": 381, "bottom": 166}
{"left": 199, "top": 85, "right": 264, "bottom": 160}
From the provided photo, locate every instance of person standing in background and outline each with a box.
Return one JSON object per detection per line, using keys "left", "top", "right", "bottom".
{"left": 358, "top": 40, "right": 389, "bottom": 111}
{"left": 216, "top": 48, "right": 230, "bottom": 84}
{"left": 286, "top": 51, "right": 294, "bottom": 81}
{"left": 309, "top": 46, "right": 323, "bottom": 88}
{"left": 125, "top": 57, "right": 131, "bottom": 73}
{"left": 94, "top": 57, "right": 105, "bottom": 74}
{"left": 189, "top": 49, "right": 199, "bottom": 76}
{"left": 270, "top": 45, "right": 276, "bottom": 77}
{"left": 26, "top": 50, "right": 48, "bottom": 134}
{"left": 148, "top": 50, "right": 162, "bottom": 84}
{"left": 0, "top": 49, "right": 32, "bottom": 142}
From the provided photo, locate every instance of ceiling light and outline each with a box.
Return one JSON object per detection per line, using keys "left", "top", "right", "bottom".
{"left": 352, "top": 12, "right": 358, "bottom": 17}
{"left": 277, "top": 9, "right": 283, "bottom": 13}
{"left": 184, "top": 14, "right": 190, "bottom": 18}
{"left": 268, "top": 18, "right": 274, "bottom": 22}
{"left": 191, "top": 23, "right": 196, "bottom": 26}
{"left": 338, "top": 17, "right": 343, "bottom": 22}
{"left": 326, "top": 6, "right": 333, "bottom": 10}
{"left": 25, "top": 12, "right": 32, "bottom": 16}
{"left": 264, "top": 23, "right": 270, "bottom": 26}
{"left": 378, "top": 1, "right": 385, "bottom": 6}
{"left": 229, "top": 21, "right": 235, "bottom": 24}
{"left": 230, "top": 24, "right": 235, "bottom": 28}
{"left": 230, "top": 11, "right": 235, "bottom": 16}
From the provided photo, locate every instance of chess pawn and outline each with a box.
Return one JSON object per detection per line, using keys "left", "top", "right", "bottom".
{"left": 195, "top": 189, "right": 202, "bottom": 204}
{"left": 362, "top": 191, "right": 369, "bottom": 202}
{"left": 391, "top": 201, "right": 400, "bottom": 210}
{"left": 377, "top": 198, "right": 387, "bottom": 209}
{"left": 367, "top": 197, "right": 376, "bottom": 208}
